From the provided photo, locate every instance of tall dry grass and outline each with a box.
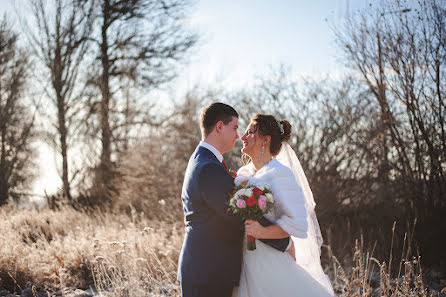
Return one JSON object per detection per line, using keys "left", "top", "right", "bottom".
{"left": 0, "top": 206, "right": 443, "bottom": 296}
{"left": 0, "top": 206, "right": 183, "bottom": 296}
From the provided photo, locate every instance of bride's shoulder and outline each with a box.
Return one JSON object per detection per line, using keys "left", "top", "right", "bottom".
{"left": 237, "top": 163, "right": 253, "bottom": 176}
{"left": 265, "top": 160, "right": 299, "bottom": 189}
{"left": 269, "top": 159, "right": 294, "bottom": 177}
{"left": 234, "top": 163, "right": 254, "bottom": 185}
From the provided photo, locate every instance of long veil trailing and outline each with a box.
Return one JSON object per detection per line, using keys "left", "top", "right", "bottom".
{"left": 276, "top": 142, "right": 334, "bottom": 295}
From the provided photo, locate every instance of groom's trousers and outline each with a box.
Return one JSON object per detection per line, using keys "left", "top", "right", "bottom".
{"left": 181, "top": 283, "right": 234, "bottom": 297}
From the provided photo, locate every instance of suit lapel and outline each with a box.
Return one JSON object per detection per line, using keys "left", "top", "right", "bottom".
{"left": 197, "top": 146, "right": 219, "bottom": 163}
{"left": 196, "top": 146, "right": 229, "bottom": 174}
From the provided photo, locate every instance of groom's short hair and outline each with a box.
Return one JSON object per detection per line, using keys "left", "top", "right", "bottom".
{"left": 200, "top": 102, "right": 238, "bottom": 137}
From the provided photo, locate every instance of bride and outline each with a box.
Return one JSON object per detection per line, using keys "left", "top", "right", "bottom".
{"left": 232, "top": 114, "right": 335, "bottom": 297}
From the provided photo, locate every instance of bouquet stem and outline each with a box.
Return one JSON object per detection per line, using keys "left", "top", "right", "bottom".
{"left": 247, "top": 235, "right": 256, "bottom": 250}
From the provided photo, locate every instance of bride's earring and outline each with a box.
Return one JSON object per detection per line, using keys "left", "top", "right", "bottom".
{"left": 261, "top": 144, "right": 265, "bottom": 156}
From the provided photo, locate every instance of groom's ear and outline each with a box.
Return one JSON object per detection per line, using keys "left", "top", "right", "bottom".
{"left": 215, "top": 120, "right": 224, "bottom": 133}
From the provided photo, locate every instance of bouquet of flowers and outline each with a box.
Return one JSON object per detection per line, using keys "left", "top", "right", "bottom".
{"left": 228, "top": 183, "right": 275, "bottom": 250}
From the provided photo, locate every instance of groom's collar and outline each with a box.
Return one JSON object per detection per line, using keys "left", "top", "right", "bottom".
{"left": 199, "top": 141, "right": 223, "bottom": 163}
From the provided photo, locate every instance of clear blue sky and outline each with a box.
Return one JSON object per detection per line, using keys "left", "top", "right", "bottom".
{"left": 0, "top": 0, "right": 371, "bottom": 197}
{"left": 0, "top": 0, "right": 371, "bottom": 89}
{"left": 178, "top": 0, "right": 371, "bottom": 90}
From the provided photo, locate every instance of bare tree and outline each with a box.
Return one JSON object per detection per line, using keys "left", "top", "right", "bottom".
{"left": 228, "top": 67, "right": 377, "bottom": 213}
{"left": 0, "top": 18, "right": 36, "bottom": 205}
{"left": 86, "top": 0, "right": 199, "bottom": 203}
{"left": 112, "top": 93, "right": 202, "bottom": 219}
{"left": 334, "top": 0, "right": 446, "bottom": 212}
{"left": 326, "top": 0, "right": 446, "bottom": 271}
{"left": 23, "top": 0, "right": 94, "bottom": 203}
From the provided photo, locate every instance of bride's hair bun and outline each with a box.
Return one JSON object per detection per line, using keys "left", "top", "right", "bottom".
{"left": 279, "top": 120, "right": 292, "bottom": 142}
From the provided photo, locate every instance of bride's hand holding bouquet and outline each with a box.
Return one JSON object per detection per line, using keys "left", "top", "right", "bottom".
{"left": 228, "top": 183, "right": 275, "bottom": 250}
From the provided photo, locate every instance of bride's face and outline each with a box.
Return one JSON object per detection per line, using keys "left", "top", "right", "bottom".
{"left": 241, "top": 123, "right": 261, "bottom": 157}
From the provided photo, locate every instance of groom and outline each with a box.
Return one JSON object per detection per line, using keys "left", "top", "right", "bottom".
{"left": 177, "top": 102, "right": 290, "bottom": 297}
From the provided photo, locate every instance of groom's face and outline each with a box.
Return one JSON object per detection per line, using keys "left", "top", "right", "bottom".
{"left": 219, "top": 116, "right": 239, "bottom": 153}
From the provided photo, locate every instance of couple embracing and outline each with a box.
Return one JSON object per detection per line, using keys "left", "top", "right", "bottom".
{"left": 177, "top": 102, "right": 335, "bottom": 297}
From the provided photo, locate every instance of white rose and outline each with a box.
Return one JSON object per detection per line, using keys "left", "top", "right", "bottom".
{"left": 265, "top": 193, "right": 274, "bottom": 203}
{"left": 244, "top": 188, "right": 253, "bottom": 197}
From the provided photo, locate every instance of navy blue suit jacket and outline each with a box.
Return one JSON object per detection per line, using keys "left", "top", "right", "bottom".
{"left": 177, "top": 146, "right": 289, "bottom": 287}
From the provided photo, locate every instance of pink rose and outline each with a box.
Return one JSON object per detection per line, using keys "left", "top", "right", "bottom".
{"left": 236, "top": 199, "right": 246, "bottom": 208}
{"left": 235, "top": 188, "right": 246, "bottom": 196}
{"left": 258, "top": 196, "right": 267, "bottom": 210}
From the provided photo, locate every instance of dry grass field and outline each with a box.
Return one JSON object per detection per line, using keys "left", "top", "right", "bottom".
{"left": 0, "top": 206, "right": 443, "bottom": 297}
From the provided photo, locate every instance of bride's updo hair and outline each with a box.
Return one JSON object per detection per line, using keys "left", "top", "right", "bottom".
{"left": 251, "top": 114, "right": 292, "bottom": 156}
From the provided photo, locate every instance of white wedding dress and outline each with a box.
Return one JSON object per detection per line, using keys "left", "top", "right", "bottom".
{"left": 231, "top": 146, "right": 335, "bottom": 297}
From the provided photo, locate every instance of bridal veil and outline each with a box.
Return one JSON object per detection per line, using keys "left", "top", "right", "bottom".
{"left": 276, "top": 142, "right": 334, "bottom": 295}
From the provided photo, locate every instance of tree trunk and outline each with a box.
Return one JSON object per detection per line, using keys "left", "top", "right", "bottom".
{"left": 53, "top": 15, "right": 72, "bottom": 202}
{"left": 0, "top": 78, "right": 5, "bottom": 205}
{"left": 0, "top": 127, "right": 8, "bottom": 206}
{"left": 99, "top": 0, "right": 113, "bottom": 199}
{"left": 57, "top": 94, "right": 71, "bottom": 201}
